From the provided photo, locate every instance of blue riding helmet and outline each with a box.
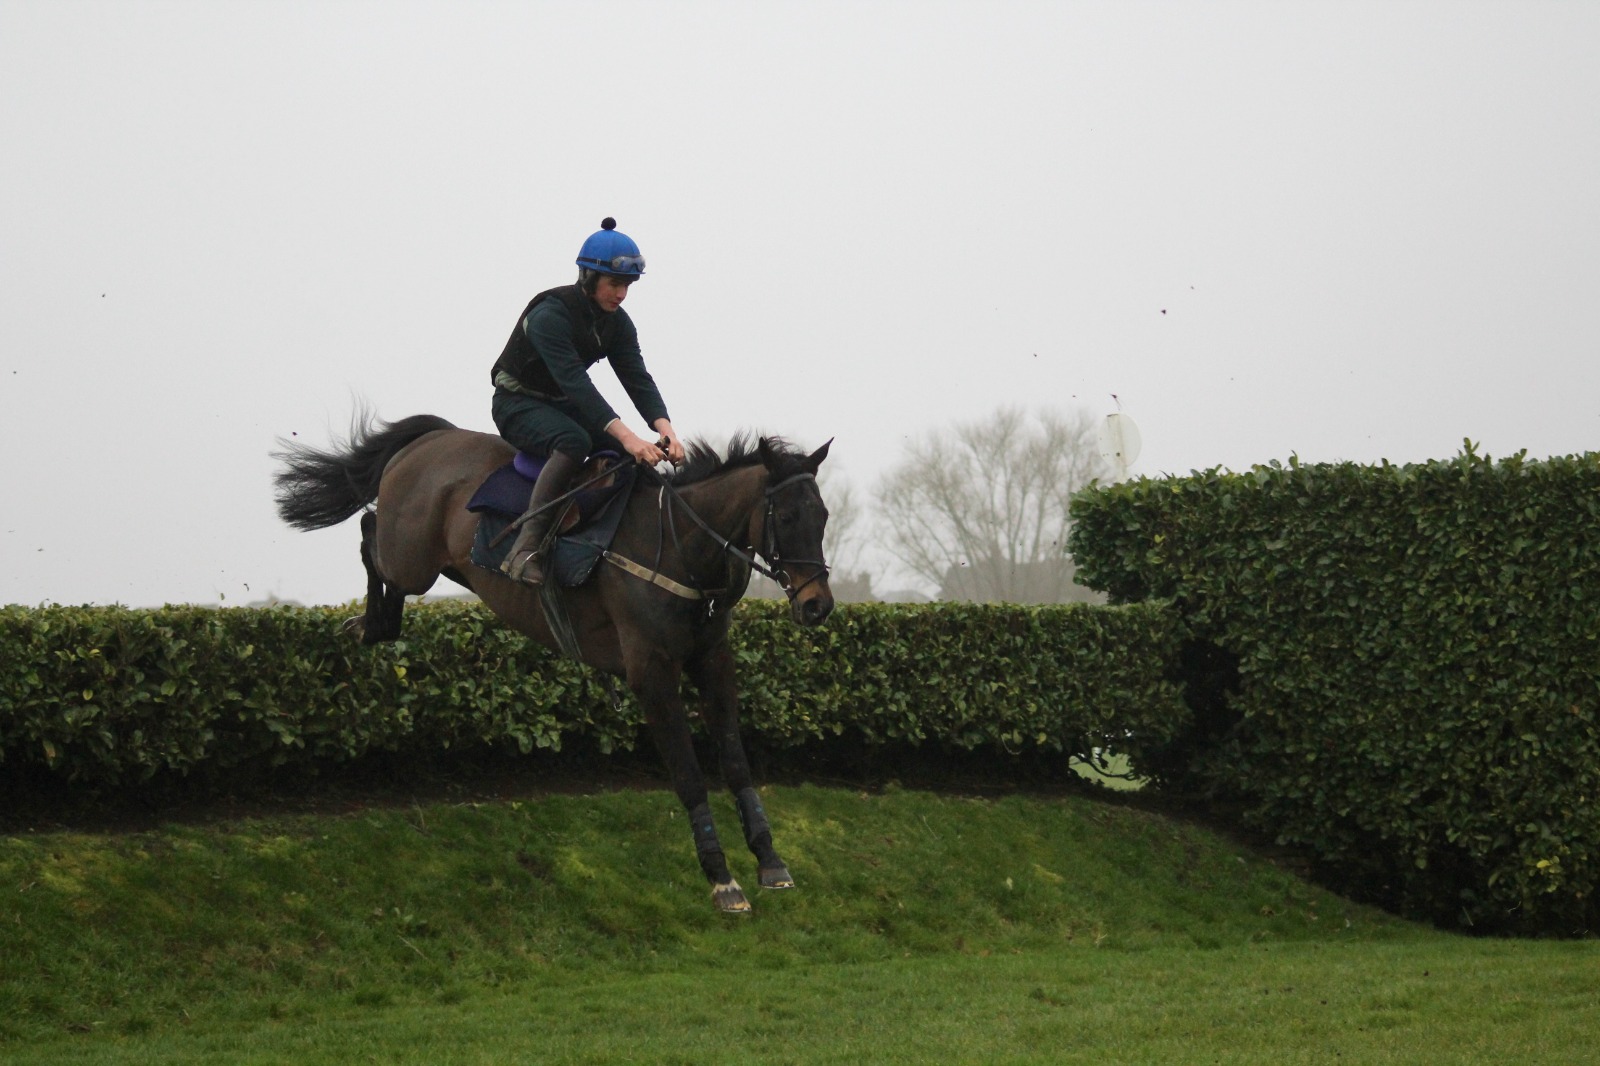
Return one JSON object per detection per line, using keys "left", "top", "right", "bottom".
{"left": 576, "top": 217, "right": 645, "bottom": 277}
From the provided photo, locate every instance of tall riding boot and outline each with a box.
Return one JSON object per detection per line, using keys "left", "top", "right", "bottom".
{"left": 501, "top": 450, "right": 584, "bottom": 587}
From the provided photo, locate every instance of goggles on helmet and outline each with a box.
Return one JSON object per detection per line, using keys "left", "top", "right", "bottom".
{"left": 581, "top": 254, "right": 646, "bottom": 274}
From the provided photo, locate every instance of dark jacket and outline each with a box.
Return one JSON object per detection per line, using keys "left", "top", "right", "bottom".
{"left": 491, "top": 285, "right": 669, "bottom": 432}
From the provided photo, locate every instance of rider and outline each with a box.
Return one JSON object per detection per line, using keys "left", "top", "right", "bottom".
{"left": 490, "top": 217, "right": 686, "bottom": 586}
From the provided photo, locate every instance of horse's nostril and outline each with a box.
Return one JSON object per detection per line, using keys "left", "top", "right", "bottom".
{"left": 802, "top": 598, "right": 833, "bottom": 625}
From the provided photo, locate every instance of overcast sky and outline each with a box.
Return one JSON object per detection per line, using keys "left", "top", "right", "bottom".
{"left": 3, "top": 0, "right": 1597, "bottom": 607}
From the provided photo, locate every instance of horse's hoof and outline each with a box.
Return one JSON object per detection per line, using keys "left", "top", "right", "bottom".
{"left": 711, "top": 880, "right": 751, "bottom": 913}
{"left": 759, "top": 864, "right": 795, "bottom": 890}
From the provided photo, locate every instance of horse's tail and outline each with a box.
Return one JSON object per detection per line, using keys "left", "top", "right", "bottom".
{"left": 273, "top": 411, "right": 456, "bottom": 531}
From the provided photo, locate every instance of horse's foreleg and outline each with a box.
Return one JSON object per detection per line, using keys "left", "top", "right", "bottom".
{"left": 734, "top": 785, "right": 792, "bottom": 890}
{"left": 689, "top": 645, "right": 794, "bottom": 891}
{"left": 631, "top": 651, "right": 749, "bottom": 913}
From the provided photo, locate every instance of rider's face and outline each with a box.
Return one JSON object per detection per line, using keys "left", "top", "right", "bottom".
{"left": 591, "top": 275, "right": 632, "bottom": 312}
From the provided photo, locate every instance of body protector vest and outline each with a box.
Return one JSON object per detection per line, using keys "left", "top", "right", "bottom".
{"left": 490, "top": 284, "right": 620, "bottom": 400}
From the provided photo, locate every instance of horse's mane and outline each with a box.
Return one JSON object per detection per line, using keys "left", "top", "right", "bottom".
{"left": 666, "top": 431, "right": 808, "bottom": 486}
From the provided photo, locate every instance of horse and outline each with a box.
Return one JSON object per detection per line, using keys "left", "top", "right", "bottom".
{"left": 272, "top": 412, "right": 834, "bottom": 912}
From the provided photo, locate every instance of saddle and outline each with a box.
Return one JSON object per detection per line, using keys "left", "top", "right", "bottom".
{"left": 466, "top": 451, "right": 637, "bottom": 587}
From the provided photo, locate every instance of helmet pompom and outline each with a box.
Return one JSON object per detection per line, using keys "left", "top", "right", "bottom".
{"left": 601, "top": 217, "right": 616, "bottom": 230}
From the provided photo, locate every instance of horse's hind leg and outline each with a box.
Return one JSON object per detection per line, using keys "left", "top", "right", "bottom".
{"left": 347, "top": 511, "right": 406, "bottom": 644}
{"left": 688, "top": 643, "right": 793, "bottom": 890}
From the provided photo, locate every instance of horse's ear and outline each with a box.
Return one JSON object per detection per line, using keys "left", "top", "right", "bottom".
{"left": 805, "top": 438, "right": 833, "bottom": 472}
{"left": 758, "top": 436, "right": 778, "bottom": 470}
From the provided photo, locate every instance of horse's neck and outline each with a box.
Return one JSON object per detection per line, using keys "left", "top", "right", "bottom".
{"left": 677, "top": 465, "right": 767, "bottom": 552}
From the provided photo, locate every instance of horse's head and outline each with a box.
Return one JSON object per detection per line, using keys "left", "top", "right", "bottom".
{"left": 757, "top": 437, "right": 834, "bottom": 626}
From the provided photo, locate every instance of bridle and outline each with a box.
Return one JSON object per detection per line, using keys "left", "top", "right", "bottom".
{"left": 605, "top": 464, "right": 830, "bottom": 608}
{"left": 751, "top": 472, "right": 832, "bottom": 600}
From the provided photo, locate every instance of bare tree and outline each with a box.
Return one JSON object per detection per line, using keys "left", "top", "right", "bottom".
{"left": 875, "top": 406, "right": 1109, "bottom": 604}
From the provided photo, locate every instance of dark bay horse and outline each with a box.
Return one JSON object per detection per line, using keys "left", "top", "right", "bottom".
{"left": 273, "top": 412, "right": 834, "bottom": 912}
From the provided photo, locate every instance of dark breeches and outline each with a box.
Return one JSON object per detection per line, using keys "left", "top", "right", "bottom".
{"left": 491, "top": 388, "right": 598, "bottom": 458}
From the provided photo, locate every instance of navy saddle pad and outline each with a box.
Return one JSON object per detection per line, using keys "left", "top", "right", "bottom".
{"left": 467, "top": 453, "right": 636, "bottom": 587}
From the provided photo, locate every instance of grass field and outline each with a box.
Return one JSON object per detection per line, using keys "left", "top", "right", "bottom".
{"left": 3, "top": 779, "right": 1595, "bottom": 1063}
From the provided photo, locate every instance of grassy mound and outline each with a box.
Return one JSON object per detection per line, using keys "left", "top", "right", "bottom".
{"left": 4, "top": 783, "right": 1593, "bottom": 1063}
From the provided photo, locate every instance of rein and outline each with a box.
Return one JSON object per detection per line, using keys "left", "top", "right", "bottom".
{"left": 603, "top": 464, "right": 828, "bottom": 606}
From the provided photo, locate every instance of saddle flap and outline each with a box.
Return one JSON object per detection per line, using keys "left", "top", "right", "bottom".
{"left": 467, "top": 457, "right": 637, "bottom": 587}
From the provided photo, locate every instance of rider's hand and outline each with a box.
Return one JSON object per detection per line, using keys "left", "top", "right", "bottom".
{"left": 606, "top": 418, "right": 664, "bottom": 464}
{"left": 622, "top": 433, "right": 666, "bottom": 465}
{"left": 653, "top": 420, "right": 686, "bottom": 465}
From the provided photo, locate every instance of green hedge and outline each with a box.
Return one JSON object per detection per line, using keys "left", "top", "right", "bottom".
{"left": 0, "top": 601, "right": 608, "bottom": 784}
{"left": 0, "top": 599, "right": 1188, "bottom": 791}
{"left": 734, "top": 601, "right": 1188, "bottom": 763}
{"left": 1069, "top": 445, "right": 1600, "bottom": 935}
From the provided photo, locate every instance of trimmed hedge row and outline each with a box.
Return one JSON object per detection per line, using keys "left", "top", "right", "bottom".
{"left": 1069, "top": 446, "right": 1600, "bottom": 935}
{"left": 0, "top": 599, "right": 1188, "bottom": 790}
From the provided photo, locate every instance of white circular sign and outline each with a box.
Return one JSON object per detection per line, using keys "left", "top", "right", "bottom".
{"left": 1098, "top": 413, "right": 1142, "bottom": 477}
